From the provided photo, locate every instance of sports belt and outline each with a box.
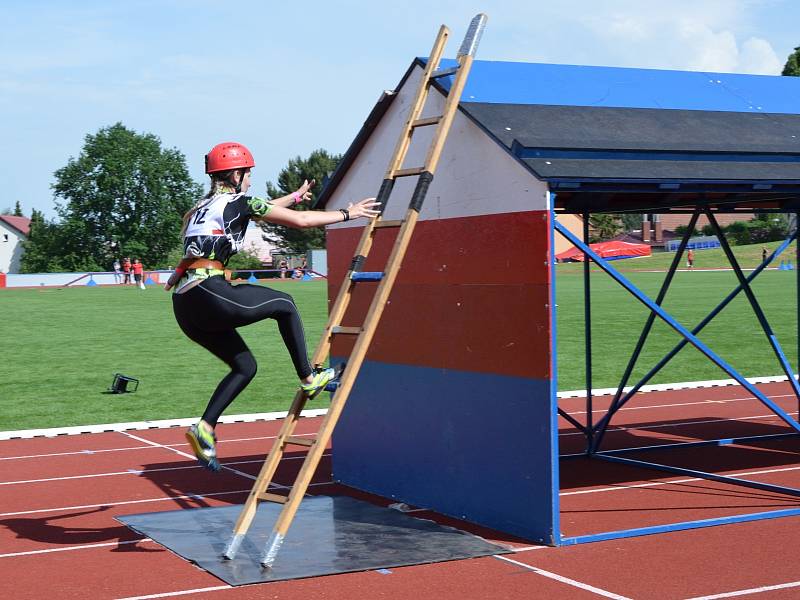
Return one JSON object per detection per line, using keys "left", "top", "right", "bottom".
{"left": 164, "top": 258, "right": 231, "bottom": 291}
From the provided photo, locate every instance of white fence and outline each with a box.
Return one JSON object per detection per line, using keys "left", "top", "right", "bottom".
{"left": 4, "top": 271, "right": 167, "bottom": 288}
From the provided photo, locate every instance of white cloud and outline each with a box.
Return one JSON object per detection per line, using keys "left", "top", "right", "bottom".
{"left": 738, "top": 37, "right": 783, "bottom": 74}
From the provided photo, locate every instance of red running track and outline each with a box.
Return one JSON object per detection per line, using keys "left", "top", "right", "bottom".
{"left": 1, "top": 382, "right": 800, "bottom": 599}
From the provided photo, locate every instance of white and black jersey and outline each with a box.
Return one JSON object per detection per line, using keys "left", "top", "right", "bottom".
{"left": 183, "top": 193, "right": 272, "bottom": 264}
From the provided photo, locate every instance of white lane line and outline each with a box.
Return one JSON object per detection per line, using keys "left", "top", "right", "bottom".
{"left": 685, "top": 580, "right": 800, "bottom": 599}
{"left": 0, "top": 408, "right": 328, "bottom": 440}
{"left": 115, "top": 585, "right": 231, "bottom": 600}
{"left": 556, "top": 375, "right": 793, "bottom": 399}
{"left": 493, "top": 555, "right": 633, "bottom": 599}
{"left": 509, "top": 545, "right": 549, "bottom": 552}
{"left": 0, "top": 538, "right": 153, "bottom": 558}
{"left": 1, "top": 375, "right": 792, "bottom": 441}
{"left": 560, "top": 393, "right": 795, "bottom": 416}
{"left": 118, "top": 431, "right": 256, "bottom": 482}
{"left": 0, "top": 481, "right": 334, "bottom": 518}
{"left": 0, "top": 488, "right": 252, "bottom": 517}
{"left": 0, "top": 453, "right": 331, "bottom": 487}
{"left": 559, "top": 411, "right": 798, "bottom": 438}
{"left": 561, "top": 465, "right": 800, "bottom": 497}
{"left": 0, "top": 446, "right": 154, "bottom": 461}
{"left": 0, "top": 430, "right": 320, "bottom": 462}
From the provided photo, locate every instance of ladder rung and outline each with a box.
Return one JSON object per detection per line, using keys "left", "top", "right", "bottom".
{"left": 431, "top": 66, "right": 458, "bottom": 79}
{"left": 259, "top": 492, "right": 289, "bottom": 504}
{"left": 351, "top": 272, "right": 384, "bottom": 282}
{"left": 285, "top": 436, "right": 315, "bottom": 447}
{"left": 331, "top": 326, "right": 361, "bottom": 335}
{"left": 411, "top": 116, "right": 442, "bottom": 128}
{"left": 373, "top": 220, "right": 403, "bottom": 229}
{"left": 393, "top": 167, "right": 426, "bottom": 178}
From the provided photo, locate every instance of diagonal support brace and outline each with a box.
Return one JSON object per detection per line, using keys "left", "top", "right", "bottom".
{"left": 554, "top": 220, "right": 800, "bottom": 436}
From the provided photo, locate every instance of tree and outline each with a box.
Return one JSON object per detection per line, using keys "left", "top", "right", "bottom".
{"left": 619, "top": 213, "right": 643, "bottom": 232}
{"left": 0, "top": 202, "right": 20, "bottom": 216}
{"left": 588, "top": 214, "right": 622, "bottom": 242}
{"left": 259, "top": 149, "right": 342, "bottom": 253}
{"left": 20, "top": 209, "right": 66, "bottom": 272}
{"left": 37, "top": 123, "right": 201, "bottom": 272}
{"left": 783, "top": 46, "right": 800, "bottom": 76}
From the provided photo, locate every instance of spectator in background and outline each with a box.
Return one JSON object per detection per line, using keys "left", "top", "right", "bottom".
{"left": 122, "top": 257, "right": 132, "bottom": 284}
{"left": 278, "top": 258, "right": 288, "bottom": 279}
{"left": 300, "top": 255, "right": 307, "bottom": 274}
{"left": 113, "top": 258, "right": 122, "bottom": 284}
{"left": 132, "top": 259, "right": 145, "bottom": 290}
{"left": 686, "top": 248, "right": 694, "bottom": 270}
{"left": 762, "top": 247, "right": 768, "bottom": 263}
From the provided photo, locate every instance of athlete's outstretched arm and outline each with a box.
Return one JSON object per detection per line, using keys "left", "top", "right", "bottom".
{"left": 259, "top": 198, "right": 379, "bottom": 229}
{"left": 269, "top": 179, "right": 316, "bottom": 208}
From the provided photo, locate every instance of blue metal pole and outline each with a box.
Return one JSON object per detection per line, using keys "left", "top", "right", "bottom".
{"left": 593, "top": 231, "right": 797, "bottom": 426}
{"left": 591, "top": 211, "right": 700, "bottom": 453}
{"left": 596, "top": 453, "right": 800, "bottom": 498}
{"left": 706, "top": 210, "right": 800, "bottom": 400}
{"left": 558, "top": 408, "right": 588, "bottom": 434}
{"left": 583, "top": 212, "right": 593, "bottom": 451}
{"left": 553, "top": 221, "right": 800, "bottom": 434}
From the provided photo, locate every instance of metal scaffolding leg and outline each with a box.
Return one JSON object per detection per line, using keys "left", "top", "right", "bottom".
{"left": 553, "top": 219, "right": 800, "bottom": 438}
{"left": 589, "top": 229, "right": 798, "bottom": 447}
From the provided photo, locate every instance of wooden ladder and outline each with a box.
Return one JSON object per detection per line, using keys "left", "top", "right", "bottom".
{"left": 223, "top": 13, "right": 488, "bottom": 568}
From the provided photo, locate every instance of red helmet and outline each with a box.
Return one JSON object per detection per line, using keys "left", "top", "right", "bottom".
{"left": 205, "top": 142, "right": 255, "bottom": 174}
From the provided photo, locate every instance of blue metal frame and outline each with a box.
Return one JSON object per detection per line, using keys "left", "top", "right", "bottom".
{"left": 553, "top": 212, "right": 800, "bottom": 545}
{"left": 548, "top": 200, "right": 562, "bottom": 544}
{"left": 589, "top": 230, "right": 798, "bottom": 442}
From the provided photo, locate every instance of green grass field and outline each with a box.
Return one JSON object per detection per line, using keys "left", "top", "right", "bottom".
{"left": 2, "top": 241, "right": 798, "bottom": 430}
{"left": 0, "top": 280, "right": 330, "bottom": 430}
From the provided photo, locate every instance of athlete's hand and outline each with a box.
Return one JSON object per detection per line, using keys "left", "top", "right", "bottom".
{"left": 347, "top": 198, "right": 381, "bottom": 219}
{"left": 294, "top": 179, "right": 316, "bottom": 203}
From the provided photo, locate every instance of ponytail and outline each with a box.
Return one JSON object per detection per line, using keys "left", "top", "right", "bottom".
{"left": 180, "top": 170, "right": 240, "bottom": 237}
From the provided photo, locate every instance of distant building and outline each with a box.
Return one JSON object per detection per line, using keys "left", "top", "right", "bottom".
{"left": 0, "top": 215, "right": 31, "bottom": 273}
{"left": 241, "top": 222, "right": 278, "bottom": 266}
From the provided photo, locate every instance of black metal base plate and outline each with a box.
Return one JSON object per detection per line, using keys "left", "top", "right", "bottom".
{"left": 117, "top": 495, "right": 509, "bottom": 585}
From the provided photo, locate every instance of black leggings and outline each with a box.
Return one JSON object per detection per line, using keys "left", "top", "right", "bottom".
{"left": 172, "top": 276, "right": 312, "bottom": 426}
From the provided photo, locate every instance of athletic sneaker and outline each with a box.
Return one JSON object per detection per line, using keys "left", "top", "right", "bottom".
{"left": 185, "top": 423, "right": 221, "bottom": 472}
{"left": 300, "top": 364, "right": 344, "bottom": 400}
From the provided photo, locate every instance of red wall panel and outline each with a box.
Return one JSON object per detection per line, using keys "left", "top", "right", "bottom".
{"left": 327, "top": 211, "right": 552, "bottom": 379}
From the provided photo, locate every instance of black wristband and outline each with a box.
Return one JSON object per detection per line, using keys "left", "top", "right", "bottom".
{"left": 339, "top": 208, "right": 350, "bottom": 222}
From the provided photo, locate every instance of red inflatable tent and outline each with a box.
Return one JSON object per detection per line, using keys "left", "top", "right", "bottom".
{"left": 556, "top": 240, "right": 651, "bottom": 262}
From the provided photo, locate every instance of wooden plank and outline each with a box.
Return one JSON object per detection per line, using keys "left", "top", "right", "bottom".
{"left": 393, "top": 167, "right": 426, "bottom": 177}
{"left": 331, "top": 326, "right": 361, "bottom": 335}
{"left": 411, "top": 116, "right": 442, "bottom": 128}
{"left": 285, "top": 436, "right": 315, "bottom": 447}
{"left": 259, "top": 492, "right": 289, "bottom": 504}
{"left": 373, "top": 219, "right": 403, "bottom": 228}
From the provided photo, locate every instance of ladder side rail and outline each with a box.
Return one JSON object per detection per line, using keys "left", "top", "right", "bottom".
{"left": 310, "top": 219, "right": 381, "bottom": 365}
{"left": 385, "top": 25, "right": 450, "bottom": 178}
{"left": 262, "top": 209, "right": 423, "bottom": 566}
{"left": 423, "top": 53, "right": 474, "bottom": 173}
{"left": 223, "top": 389, "right": 308, "bottom": 559}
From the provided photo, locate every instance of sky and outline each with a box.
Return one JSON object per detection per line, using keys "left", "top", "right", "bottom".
{"left": 3, "top": 0, "right": 799, "bottom": 218}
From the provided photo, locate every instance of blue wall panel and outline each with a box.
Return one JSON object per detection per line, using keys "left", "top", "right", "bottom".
{"left": 331, "top": 360, "right": 557, "bottom": 544}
